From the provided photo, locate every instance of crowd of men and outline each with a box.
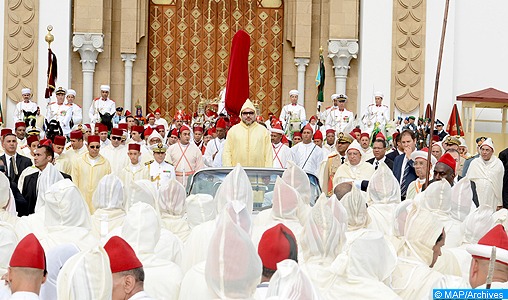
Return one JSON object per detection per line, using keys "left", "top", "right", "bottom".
{"left": 1, "top": 86, "right": 508, "bottom": 299}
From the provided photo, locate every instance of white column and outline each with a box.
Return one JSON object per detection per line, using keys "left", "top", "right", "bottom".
{"left": 294, "top": 58, "right": 310, "bottom": 106}
{"left": 328, "top": 39, "right": 359, "bottom": 95}
{"left": 72, "top": 33, "right": 104, "bottom": 123}
{"left": 121, "top": 53, "right": 137, "bottom": 113}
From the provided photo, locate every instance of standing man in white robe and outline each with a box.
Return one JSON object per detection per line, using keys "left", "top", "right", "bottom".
{"left": 333, "top": 140, "right": 375, "bottom": 186}
{"left": 89, "top": 85, "right": 116, "bottom": 124}
{"left": 279, "top": 90, "right": 307, "bottom": 131}
{"left": 291, "top": 124, "right": 323, "bottom": 176}
{"left": 361, "top": 91, "right": 390, "bottom": 134}
{"left": 270, "top": 123, "right": 293, "bottom": 168}
{"left": 154, "top": 108, "right": 169, "bottom": 132}
{"left": 359, "top": 132, "right": 374, "bottom": 161}
{"left": 119, "top": 143, "right": 149, "bottom": 192}
{"left": 203, "top": 118, "right": 227, "bottom": 167}
{"left": 101, "top": 128, "right": 129, "bottom": 176}
{"left": 167, "top": 125, "right": 204, "bottom": 187}
{"left": 466, "top": 138, "right": 504, "bottom": 210}
{"left": 14, "top": 88, "right": 38, "bottom": 123}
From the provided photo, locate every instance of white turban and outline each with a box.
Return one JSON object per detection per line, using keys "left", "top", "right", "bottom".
{"left": 100, "top": 85, "right": 110, "bottom": 92}
{"left": 21, "top": 88, "right": 31, "bottom": 95}
{"left": 66, "top": 89, "right": 76, "bottom": 97}
{"left": 289, "top": 90, "right": 299, "bottom": 96}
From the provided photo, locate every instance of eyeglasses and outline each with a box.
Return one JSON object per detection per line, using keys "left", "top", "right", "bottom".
{"left": 111, "top": 136, "right": 122, "bottom": 141}
{"left": 241, "top": 111, "right": 255, "bottom": 116}
{"left": 89, "top": 145, "right": 100, "bottom": 149}
{"left": 338, "top": 100, "right": 346, "bottom": 103}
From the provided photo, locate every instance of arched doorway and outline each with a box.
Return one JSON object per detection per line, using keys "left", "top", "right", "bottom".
{"left": 147, "top": 0, "right": 284, "bottom": 120}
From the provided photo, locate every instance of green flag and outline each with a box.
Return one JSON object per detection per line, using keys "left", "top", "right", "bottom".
{"left": 315, "top": 53, "right": 325, "bottom": 103}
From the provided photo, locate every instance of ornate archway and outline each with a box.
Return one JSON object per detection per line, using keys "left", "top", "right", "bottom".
{"left": 147, "top": 0, "right": 284, "bottom": 120}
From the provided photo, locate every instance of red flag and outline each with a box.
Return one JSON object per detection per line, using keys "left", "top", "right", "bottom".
{"left": 44, "top": 49, "right": 58, "bottom": 98}
{"left": 425, "top": 103, "right": 432, "bottom": 120}
{"left": 225, "top": 30, "right": 251, "bottom": 120}
{"left": 446, "top": 104, "right": 464, "bottom": 136}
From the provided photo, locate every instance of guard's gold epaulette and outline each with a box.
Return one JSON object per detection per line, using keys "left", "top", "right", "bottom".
{"left": 165, "top": 160, "right": 172, "bottom": 165}
{"left": 144, "top": 160, "right": 154, "bottom": 165}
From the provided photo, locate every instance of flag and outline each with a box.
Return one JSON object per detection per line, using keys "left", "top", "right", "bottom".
{"left": 225, "top": 30, "right": 251, "bottom": 121}
{"left": 0, "top": 99, "right": 4, "bottom": 125}
{"left": 315, "top": 52, "right": 325, "bottom": 103}
{"left": 425, "top": 103, "right": 432, "bottom": 120}
{"left": 44, "top": 48, "right": 58, "bottom": 98}
{"left": 446, "top": 104, "right": 464, "bottom": 136}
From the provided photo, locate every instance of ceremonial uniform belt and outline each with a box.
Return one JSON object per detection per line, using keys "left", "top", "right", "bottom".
{"left": 175, "top": 171, "right": 194, "bottom": 176}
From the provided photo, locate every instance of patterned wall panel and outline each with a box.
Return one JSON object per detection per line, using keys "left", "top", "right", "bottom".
{"left": 391, "top": 0, "right": 426, "bottom": 113}
{"left": 147, "top": 0, "right": 283, "bottom": 120}
{"left": 3, "top": 0, "right": 39, "bottom": 103}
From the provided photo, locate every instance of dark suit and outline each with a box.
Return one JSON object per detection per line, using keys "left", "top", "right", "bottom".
{"left": 0, "top": 153, "right": 32, "bottom": 185}
{"left": 21, "top": 171, "right": 71, "bottom": 216}
{"left": 367, "top": 157, "right": 394, "bottom": 170}
{"left": 386, "top": 149, "right": 402, "bottom": 162}
{"left": 393, "top": 153, "right": 417, "bottom": 199}
{"left": 499, "top": 148, "right": 508, "bottom": 208}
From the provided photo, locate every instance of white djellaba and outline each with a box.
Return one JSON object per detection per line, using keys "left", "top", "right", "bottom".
{"left": 121, "top": 202, "right": 183, "bottom": 300}
{"left": 40, "top": 244, "right": 80, "bottom": 300}
{"left": 56, "top": 246, "right": 112, "bottom": 300}
{"left": 90, "top": 174, "right": 126, "bottom": 243}
{"left": 366, "top": 162, "right": 401, "bottom": 236}
{"left": 158, "top": 179, "right": 190, "bottom": 242}
{"left": 39, "top": 179, "right": 98, "bottom": 251}
{"left": 265, "top": 259, "right": 323, "bottom": 300}
{"left": 205, "top": 203, "right": 261, "bottom": 300}
{"left": 0, "top": 172, "right": 17, "bottom": 225}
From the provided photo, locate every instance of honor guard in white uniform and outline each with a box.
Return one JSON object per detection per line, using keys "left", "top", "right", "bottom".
{"left": 65, "top": 89, "right": 83, "bottom": 127}
{"left": 14, "top": 88, "right": 38, "bottom": 123}
{"left": 361, "top": 91, "right": 390, "bottom": 134}
{"left": 279, "top": 90, "right": 307, "bottom": 132}
{"left": 324, "top": 94, "right": 354, "bottom": 133}
{"left": 46, "top": 87, "right": 73, "bottom": 135}
{"left": 89, "top": 85, "right": 116, "bottom": 123}
{"left": 146, "top": 143, "right": 176, "bottom": 189}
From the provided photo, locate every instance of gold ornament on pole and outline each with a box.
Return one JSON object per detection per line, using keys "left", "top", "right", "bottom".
{"left": 45, "top": 25, "right": 54, "bottom": 48}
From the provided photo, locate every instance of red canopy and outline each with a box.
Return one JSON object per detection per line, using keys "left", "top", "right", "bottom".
{"left": 457, "top": 87, "right": 508, "bottom": 104}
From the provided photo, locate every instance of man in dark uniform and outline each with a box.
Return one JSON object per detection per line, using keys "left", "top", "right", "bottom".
{"left": 0, "top": 133, "right": 32, "bottom": 185}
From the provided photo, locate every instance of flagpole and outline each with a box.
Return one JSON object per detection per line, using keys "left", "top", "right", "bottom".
{"left": 425, "top": 0, "right": 451, "bottom": 189}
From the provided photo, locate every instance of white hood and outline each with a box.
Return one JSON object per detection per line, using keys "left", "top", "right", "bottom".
{"left": 266, "top": 259, "right": 323, "bottom": 300}
{"left": 282, "top": 161, "right": 311, "bottom": 205}
{"left": 56, "top": 246, "right": 112, "bottom": 300}
{"left": 367, "top": 162, "right": 400, "bottom": 205}
{"left": 462, "top": 205, "right": 495, "bottom": 244}
{"left": 128, "top": 179, "right": 159, "bottom": 211}
{"left": 36, "top": 163, "right": 64, "bottom": 212}
{"left": 44, "top": 179, "right": 91, "bottom": 229}
{"left": 0, "top": 222, "right": 17, "bottom": 273}
{"left": 215, "top": 164, "right": 253, "bottom": 212}
{"left": 92, "top": 174, "right": 125, "bottom": 210}
{"left": 158, "top": 179, "right": 186, "bottom": 216}
{"left": 420, "top": 180, "right": 452, "bottom": 217}
{"left": 341, "top": 185, "right": 370, "bottom": 230}
{"left": 271, "top": 177, "right": 299, "bottom": 221}
{"left": 450, "top": 178, "right": 474, "bottom": 222}
{"left": 205, "top": 211, "right": 262, "bottom": 299}
{"left": 186, "top": 194, "right": 217, "bottom": 228}
{"left": 122, "top": 202, "right": 161, "bottom": 254}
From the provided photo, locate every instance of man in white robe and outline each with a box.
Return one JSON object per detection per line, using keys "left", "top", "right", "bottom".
{"left": 167, "top": 125, "right": 204, "bottom": 187}
{"left": 279, "top": 90, "right": 306, "bottom": 131}
{"left": 154, "top": 108, "right": 169, "bottom": 132}
{"left": 101, "top": 128, "right": 129, "bottom": 176}
{"left": 203, "top": 118, "right": 226, "bottom": 167}
{"left": 359, "top": 132, "right": 374, "bottom": 161}
{"left": 13, "top": 88, "right": 38, "bottom": 123}
{"left": 333, "top": 140, "right": 375, "bottom": 186}
{"left": 291, "top": 124, "right": 323, "bottom": 176}
{"left": 88, "top": 85, "right": 116, "bottom": 124}
{"left": 466, "top": 138, "right": 504, "bottom": 209}
{"left": 64, "top": 130, "right": 87, "bottom": 161}
{"left": 270, "top": 123, "right": 293, "bottom": 168}
{"left": 406, "top": 148, "right": 437, "bottom": 200}
{"left": 119, "top": 143, "right": 149, "bottom": 195}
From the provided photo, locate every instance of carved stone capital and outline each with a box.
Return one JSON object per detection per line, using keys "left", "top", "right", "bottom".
{"left": 327, "top": 39, "right": 359, "bottom": 77}
{"left": 72, "top": 33, "right": 104, "bottom": 72}
{"left": 294, "top": 58, "right": 310, "bottom": 72}
{"left": 121, "top": 53, "right": 137, "bottom": 65}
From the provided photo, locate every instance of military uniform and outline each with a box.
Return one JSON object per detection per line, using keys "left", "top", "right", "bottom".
{"left": 362, "top": 103, "right": 390, "bottom": 133}
{"left": 146, "top": 143, "right": 176, "bottom": 189}
{"left": 89, "top": 96, "right": 116, "bottom": 123}
{"left": 46, "top": 101, "right": 73, "bottom": 135}
{"left": 324, "top": 107, "right": 354, "bottom": 133}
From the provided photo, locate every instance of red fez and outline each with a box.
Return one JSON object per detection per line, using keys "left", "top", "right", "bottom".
{"left": 96, "top": 123, "right": 108, "bottom": 133}
{"left": 360, "top": 132, "right": 370, "bottom": 139}
{"left": 39, "top": 139, "right": 52, "bottom": 147}
{"left": 27, "top": 135, "right": 39, "bottom": 146}
{"left": 1, "top": 129, "right": 12, "bottom": 137}
{"left": 125, "top": 110, "right": 132, "bottom": 116}
{"left": 154, "top": 108, "right": 161, "bottom": 114}
{"left": 468, "top": 225, "right": 508, "bottom": 265}
{"left": 216, "top": 118, "right": 227, "bottom": 129}
{"left": 193, "top": 126, "right": 204, "bottom": 133}
{"left": 156, "top": 125, "right": 165, "bottom": 131}
{"left": 131, "top": 125, "right": 144, "bottom": 134}
{"left": 302, "top": 124, "right": 313, "bottom": 133}
{"left": 128, "top": 143, "right": 141, "bottom": 152}
{"left": 111, "top": 128, "right": 123, "bottom": 136}
{"left": 352, "top": 128, "right": 361, "bottom": 134}
{"left": 104, "top": 236, "right": 143, "bottom": 273}
{"left": 170, "top": 128, "right": 178, "bottom": 137}
{"left": 325, "top": 129, "right": 336, "bottom": 135}
{"left": 313, "top": 130, "right": 323, "bottom": 140}
{"left": 349, "top": 131, "right": 357, "bottom": 139}
{"left": 118, "top": 123, "right": 128, "bottom": 131}
{"left": 88, "top": 135, "right": 100, "bottom": 144}
{"left": 281, "top": 135, "right": 289, "bottom": 144}
{"left": 147, "top": 113, "right": 155, "bottom": 120}
{"left": 309, "top": 115, "right": 317, "bottom": 122}
{"left": 70, "top": 130, "right": 83, "bottom": 140}
{"left": 15, "top": 122, "right": 26, "bottom": 129}
{"left": 144, "top": 126, "right": 153, "bottom": 136}
{"left": 293, "top": 132, "right": 302, "bottom": 138}
{"left": 375, "top": 132, "right": 386, "bottom": 140}
{"left": 53, "top": 135, "right": 66, "bottom": 146}
{"left": 10, "top": 233, "right": 46, "bottom": 270}
{"left": 392, "top": 132, "right": 399, "bottom": 141}
{"left": 258, "top": 224, "right": 296, "bottom": 270}
{"left": 179, "top": 125, "right": 191, "bottom": 134}
{"left": 432, "top": 135, "right": 440, "bottom": 142}
{"left": 438, "top": 153, "right": 456, "bottom": 170}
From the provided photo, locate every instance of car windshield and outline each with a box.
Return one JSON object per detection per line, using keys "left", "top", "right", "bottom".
{"left": 187, "top": 168, "right": 321, "bottom": 210}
